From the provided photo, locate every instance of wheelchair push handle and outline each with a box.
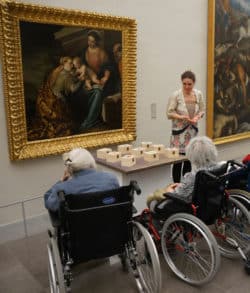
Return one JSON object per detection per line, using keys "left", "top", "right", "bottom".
{"left": 130, "top": 180, "right": 141, "bottom": 195}
{"left": 226, "top": 160, "right": 248, "bottom": 176}
{"left": 227, "top": 160, "right": 246, "bottom": 169}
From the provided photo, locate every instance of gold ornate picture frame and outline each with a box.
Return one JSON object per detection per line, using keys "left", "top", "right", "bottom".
{"left": 207, "top": 0, "right": 250, "bottom": 144}
{"left": 0, "top": 1, "right": 137, "bottom": 160}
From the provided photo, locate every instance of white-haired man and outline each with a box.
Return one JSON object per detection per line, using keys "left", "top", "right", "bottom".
{"left": 147, "top": 136, "right": 218, "bottom": 212}
{"left": 44, "top": 148, "right": 119, "bottom": 212}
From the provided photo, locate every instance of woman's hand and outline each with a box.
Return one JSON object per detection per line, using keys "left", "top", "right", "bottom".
{"left": 181, "top": 115, "right": 190, "bottom": 122}
{"left": 189, "top": 115, "right": 199, "bottom": 124}
{"left": 190, "top": 112, "right": 204, "bottom": 124}
{"left": 61, "top": 170, "right": 71, "bottom": 181}
{"left": 164, "top": 183, "right": 180, "bottom": 193}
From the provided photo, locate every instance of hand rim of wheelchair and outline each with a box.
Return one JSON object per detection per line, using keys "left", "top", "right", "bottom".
{"left": 227, "top": 189, "right": 250, "bottom": 211}
{"left": 47, "top": 232, "right": 67, "bottom": 293}
{"left": 213, "top": 197, "right": 250, "bottom": 259}
{"left": 129, "top": 221, "right": 162, "bottom": 293}
{"left": 161, "top": 212, "right": 221, "bottom": 286}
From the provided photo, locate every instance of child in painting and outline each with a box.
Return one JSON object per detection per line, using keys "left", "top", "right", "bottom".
{"left": 72, "top": 56, "right": 101, "bottom": 90}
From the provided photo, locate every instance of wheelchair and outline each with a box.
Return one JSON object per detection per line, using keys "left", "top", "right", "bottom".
{"left": 47, "top": 181, "right": 162, "bottom": 293}
{"left": 225, "top": 160, "right": 250, "bottom": 212}
{"left": 138, "top": 162, "right": 250, "bottom": 286}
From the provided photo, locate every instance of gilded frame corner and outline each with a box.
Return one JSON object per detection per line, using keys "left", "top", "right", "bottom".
{"left": 0, "top": 1, "right": 137, "bottom": 160}
{"left": 207, "top": 0, "right": 250, "bottom": 145}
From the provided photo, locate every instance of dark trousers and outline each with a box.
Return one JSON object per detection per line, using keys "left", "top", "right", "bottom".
{"left": 172, "top": 158, "right": 191, "bottom": 183}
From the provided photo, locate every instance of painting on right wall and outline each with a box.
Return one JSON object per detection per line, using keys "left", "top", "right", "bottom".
{"left": 207, "top": 0, "right": 250, "bottom": 144}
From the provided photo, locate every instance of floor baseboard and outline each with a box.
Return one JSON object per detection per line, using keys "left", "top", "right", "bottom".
{"left": 0, "top": 213, "right": 51, "bottom": 244}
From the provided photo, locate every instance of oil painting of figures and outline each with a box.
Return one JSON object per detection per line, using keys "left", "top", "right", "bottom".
{"left": 213, "top": 0, "right": 250, "bottom": 139}
{"left": 21, "top": 22, "right": 122, "bottom": 141}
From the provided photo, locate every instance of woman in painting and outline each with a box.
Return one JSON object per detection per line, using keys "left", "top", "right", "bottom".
{"left": 166, "top": 70, "right": 205, "bottom": 182}
{"left": 79, "top": 30, "right": 115, "bottom": 132}
{"left": 83, "top": 30, "right": 112, "bottom": 90}
{"left": 28, "top": 56, "right": 83, "bottom": 140}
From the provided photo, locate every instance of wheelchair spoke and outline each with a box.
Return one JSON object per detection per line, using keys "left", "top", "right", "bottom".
{"left": 226, "top": 223, "right": 250, "bottom": 247}
{"left": 214, "top": 197, "right": 250, "bottom": 258}
{"left": 184, "top": 238, "right": 212, "bottom": 277}
{"left": 185, "top": 257, "right": 205, "bottom": 280}
{"left": 161, "top": 214, "right": 220, "bottom": 285}
{"left": 186, "top": 250, "right": 211, "bottom": 276}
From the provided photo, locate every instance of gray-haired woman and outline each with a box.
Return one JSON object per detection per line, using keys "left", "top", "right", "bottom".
{"left": 44, "top": 148, "right": 119, "bottom": 212}
{"left": 147, "top": 136, "right": 218, "bottom": 212}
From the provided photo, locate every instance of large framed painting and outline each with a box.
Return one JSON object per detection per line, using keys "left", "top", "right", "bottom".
{"left": 0, "top": 1, "right": 136, "bottom": 160}
{"left": 207, "top": 0, "right": 250, "bottom": 144}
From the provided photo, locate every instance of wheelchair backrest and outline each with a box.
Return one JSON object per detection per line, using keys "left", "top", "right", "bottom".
{"left": 192, "top": 169, "right": 226, "bottom": 225}
{"left": 59, "top": 185, "right": 133, "bottom": 264}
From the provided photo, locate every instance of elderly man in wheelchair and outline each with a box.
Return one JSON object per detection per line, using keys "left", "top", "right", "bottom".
{"left": 45, "top": 148, "right": 162, "bottom": 293}
{"left": 139, "top": 136, "right": 250, "bottom": 286}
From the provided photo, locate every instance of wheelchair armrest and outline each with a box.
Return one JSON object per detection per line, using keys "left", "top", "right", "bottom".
{"left": 163, "top": 192, "right": 190, "bottom": 206}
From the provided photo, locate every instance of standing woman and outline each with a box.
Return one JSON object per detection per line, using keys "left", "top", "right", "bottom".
{"left": 166, "top": 70, "right": 205, "bottom": 182}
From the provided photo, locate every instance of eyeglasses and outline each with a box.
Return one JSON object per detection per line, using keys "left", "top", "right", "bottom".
{"left": 64, "top": 158, "right": 72, "bottom": 166}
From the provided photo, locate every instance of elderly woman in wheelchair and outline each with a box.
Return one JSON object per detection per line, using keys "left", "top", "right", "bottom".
{"left": 140, "top": 136, "right": 250, "bottom": 285}
{"left": 147, "top": 136, "right": 218, "bottom": 213}
{"left": 45, "top": 148, "right": 162, "bottom": 293}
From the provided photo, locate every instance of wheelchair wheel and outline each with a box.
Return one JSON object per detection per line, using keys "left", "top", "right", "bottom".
{"left": 47, "top": 234, "right": 66, "bottom": 293}
{"left": 161, "top": 213, "right": 220, "bottom": 286}
{"left": 227, "top": 189, "right": 250, "bottom": 211}
{"left": 130, "top": 221, "right": 162, "bottom": 293}
{"left": 213, "top": 197, "right": 250, "bottom": 259}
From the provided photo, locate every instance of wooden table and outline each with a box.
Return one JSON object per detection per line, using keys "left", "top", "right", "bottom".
{"left": 94, "top": 153, "right": 187, "bottom": 213}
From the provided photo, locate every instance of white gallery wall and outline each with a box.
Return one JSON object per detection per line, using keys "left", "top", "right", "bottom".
{"left": 0, "top": 0, "right": 250, "bottom": 225}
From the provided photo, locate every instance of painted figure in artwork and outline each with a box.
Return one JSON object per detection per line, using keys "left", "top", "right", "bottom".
{"left": 213, "top": 0, "right": 250, "bottom": 138}
{"left": 28, "top": 56, "right": 82, "bottom": 140}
